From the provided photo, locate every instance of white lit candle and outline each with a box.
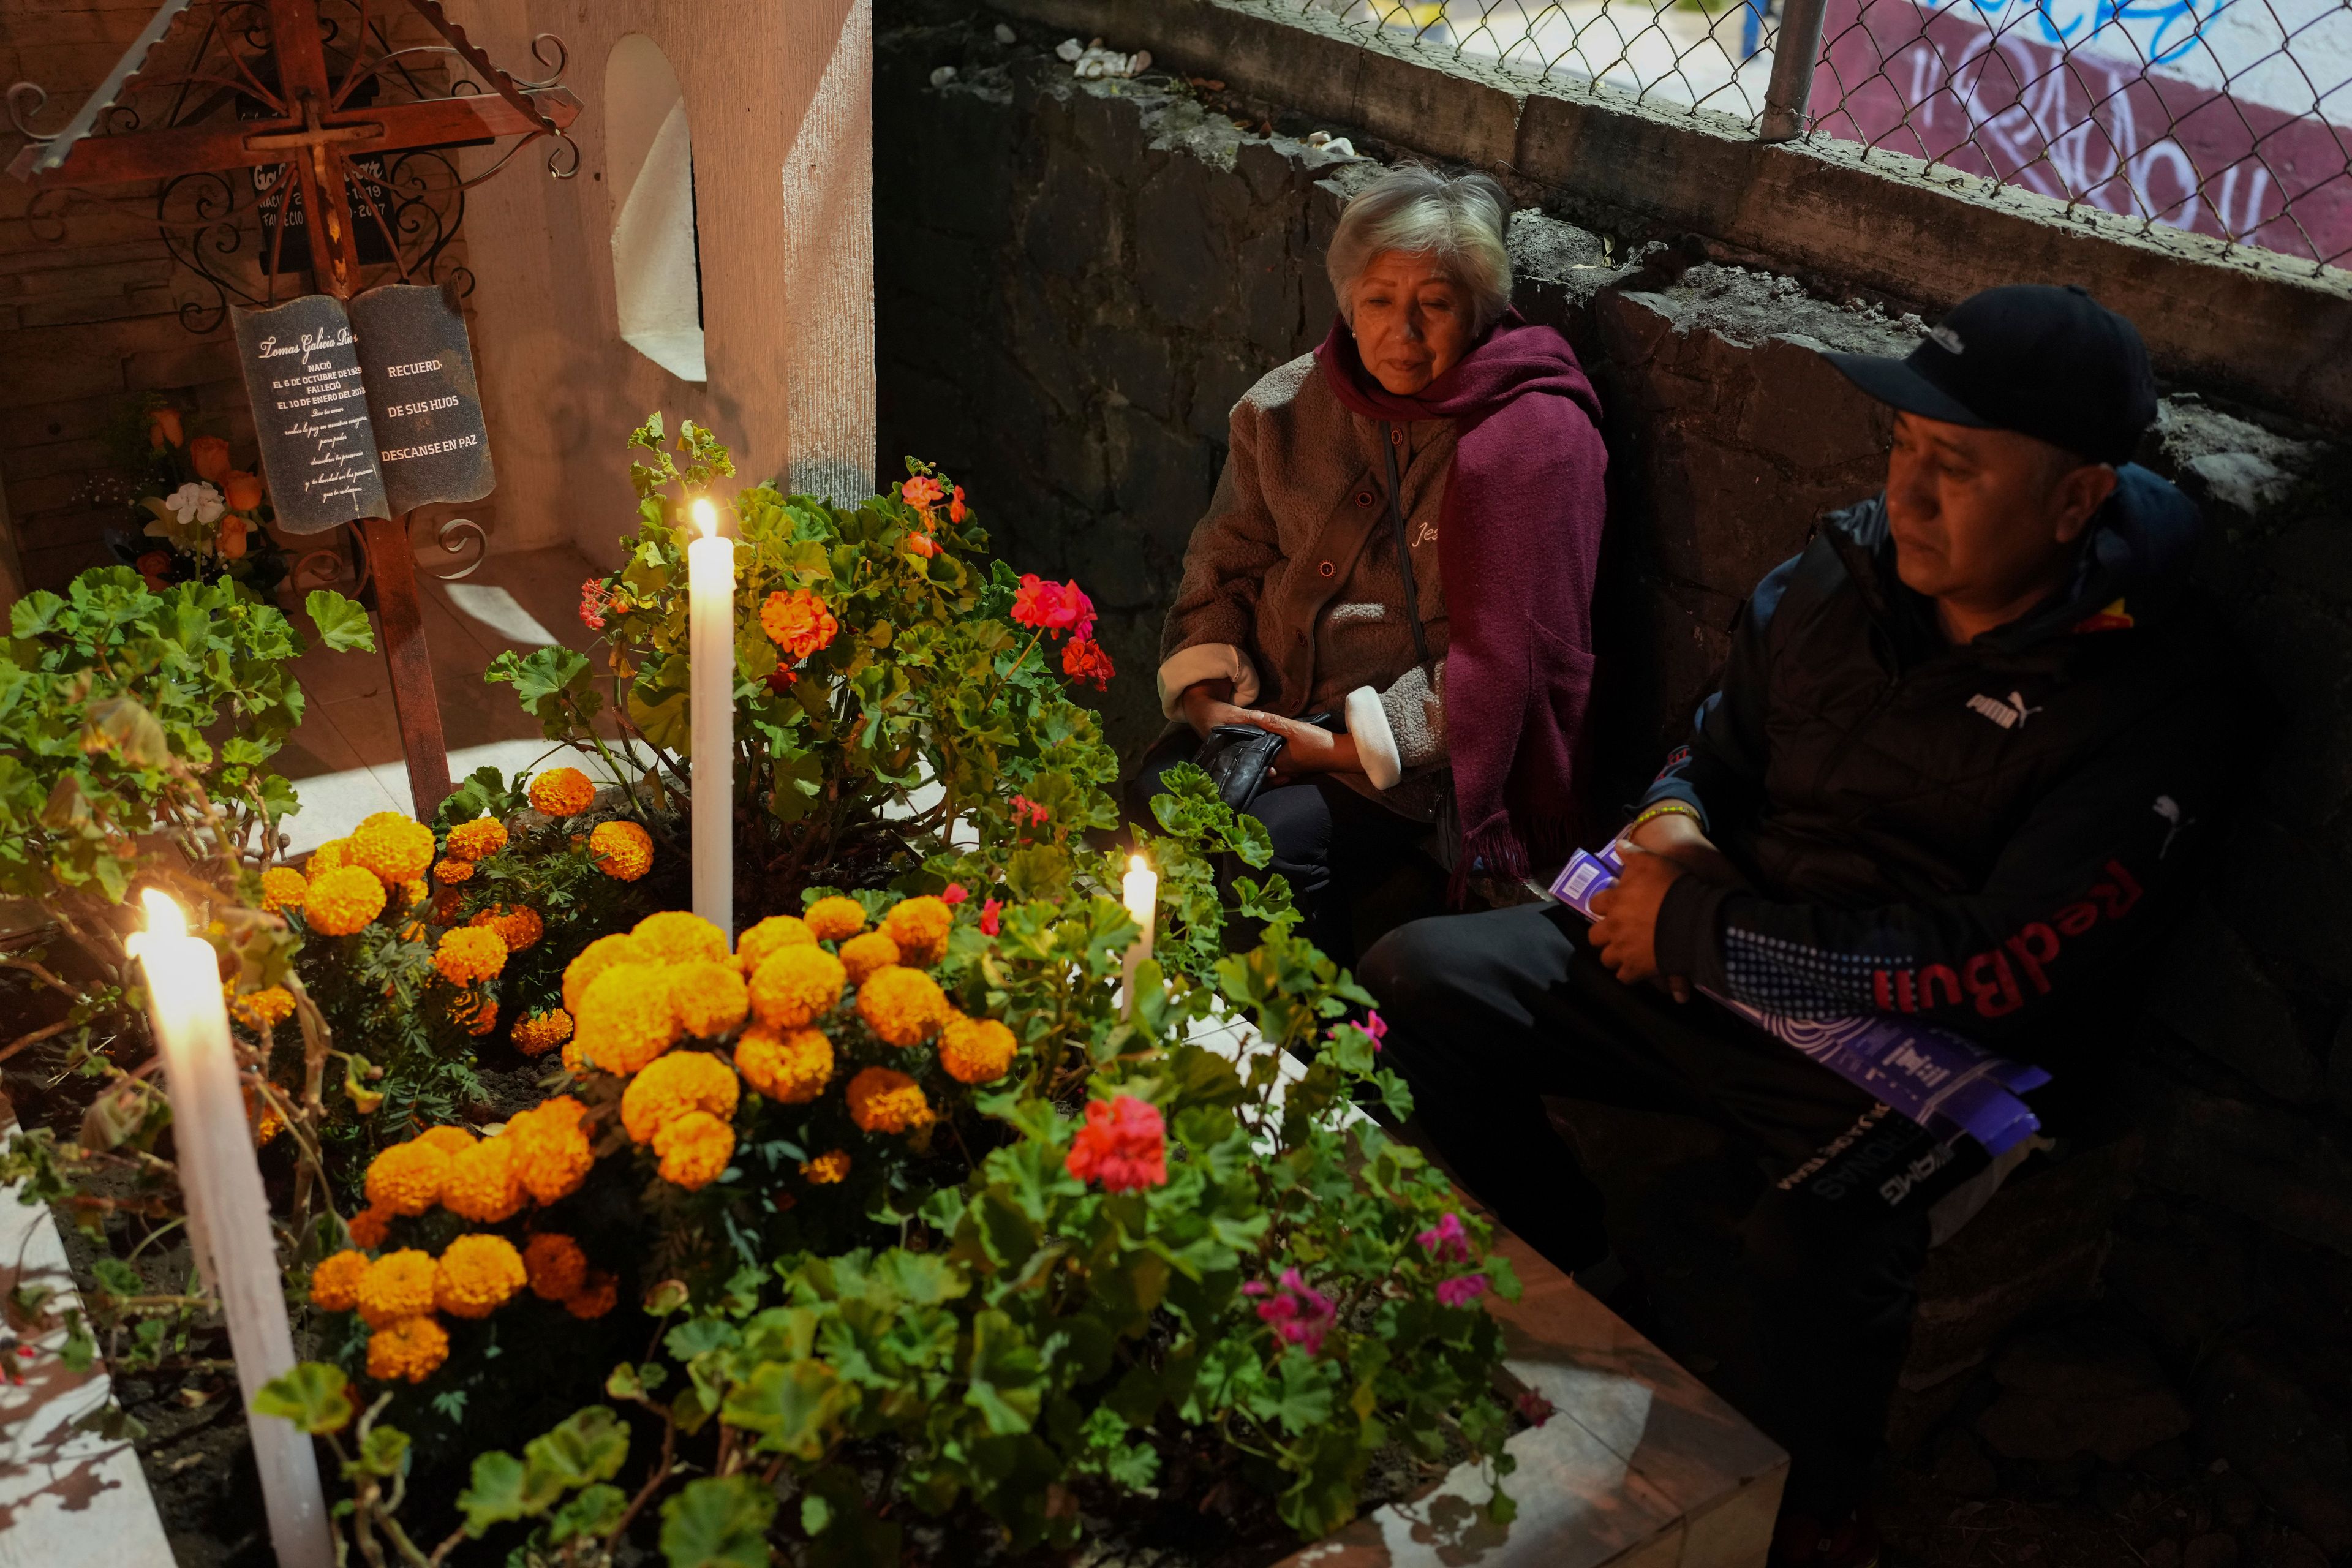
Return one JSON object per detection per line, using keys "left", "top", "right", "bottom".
{"left": 687, "top": 497, "right": 735, "bottom": 939}
{"left": 1121, "top": 854, "right": 1157, "bottom": 1018}
{"left": 129, "top": 890, "right": 332, "bottom": 1568}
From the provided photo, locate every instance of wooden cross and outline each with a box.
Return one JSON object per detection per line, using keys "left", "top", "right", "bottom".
{"left": 10, "top": 0, "right": 581, "bottom": 818}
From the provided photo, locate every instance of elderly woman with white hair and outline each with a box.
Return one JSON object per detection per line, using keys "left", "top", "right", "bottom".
{"left": 1136, "top": 165, "right": 1608, "bottom": 960}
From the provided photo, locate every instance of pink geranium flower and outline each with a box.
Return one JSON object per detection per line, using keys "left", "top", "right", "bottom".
{"left": 1436, "top": 1273, "right": 1490, "bottom": 1310}
{"left": 1246, "top": 1267, "right": 1338, "bottom": 1356}
{"left": 1415, "top": 1212, "right": 1472, "bottom": 1264}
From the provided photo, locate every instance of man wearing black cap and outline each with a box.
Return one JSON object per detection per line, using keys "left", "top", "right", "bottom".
{"left": 1362, "top": 285, "right": 2236, "bottom": 1564}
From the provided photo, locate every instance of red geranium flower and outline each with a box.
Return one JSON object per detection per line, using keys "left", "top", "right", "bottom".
{"left": 1065, "top": 1094, "right": 1166, "bottom": 1193}
{"left": 579, "top": 578, "right": 608, "bottom": 631}
{"left": 949, "top": 485, "right": 968, "bottom": 524}
{"left": 979, "top": 897, "right": 1001, "bottom": 937}
{"left": 902, "top": 475, "right": 945, "bottom": 510}
{"left": 1011, "top": 575, "right": 1096, "bottom": 641}
{"left": 1061, "top": 636, "right": 1115, "bottom": 690}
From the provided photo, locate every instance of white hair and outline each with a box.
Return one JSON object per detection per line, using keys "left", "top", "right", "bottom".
{"left": 1327, "top": 166, "right": 1514, "bottom": 337}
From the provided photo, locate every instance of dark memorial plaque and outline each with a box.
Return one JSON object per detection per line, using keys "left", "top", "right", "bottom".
{"left": 230, "top": 285, "right": 492, "bottom": 533}
{"left": 349, "top": 284, "right": 494, "bottom": 514}
{"left": 232, "top": 294, "right": 389, "bottom": 532}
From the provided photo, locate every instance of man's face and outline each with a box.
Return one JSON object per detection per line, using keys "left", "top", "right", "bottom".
{"left": 1884, "top": 413, "right": 2113, "bottom": 609}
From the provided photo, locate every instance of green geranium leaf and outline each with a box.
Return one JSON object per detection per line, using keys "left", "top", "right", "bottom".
{"left": 659, "top": 1474, "right": 777, "bottom": 1568}
{"left": 303, "top": 589, "right": 376, "bottom": 653}
{"left": 549, "top": 1483, "right": 628, "bottom": 1545}
{"left": 458, "top": 1450, "right": 529, "bottom": 1533}
{"left": 252, "top": 1362, "right": 354, "bottom": 1434}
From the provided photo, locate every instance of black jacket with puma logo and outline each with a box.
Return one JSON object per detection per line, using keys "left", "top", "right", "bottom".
{"left": 1643, "top": 464, "right": 2239, "bottom": 1060}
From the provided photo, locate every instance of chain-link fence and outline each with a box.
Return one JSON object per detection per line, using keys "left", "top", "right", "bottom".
{"left": 1300, "top": 0, "right": 2352, "bottom": 271}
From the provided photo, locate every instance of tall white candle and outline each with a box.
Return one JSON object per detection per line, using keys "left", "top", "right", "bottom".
{"left": 687, "top": 497, "right": 736, "bottom": 939}
{"left": 130, "top": 890, "right": 332, "bottom": 1568}
{"left": 1120, "top": 854, "right": 1157, "bottom": 1019}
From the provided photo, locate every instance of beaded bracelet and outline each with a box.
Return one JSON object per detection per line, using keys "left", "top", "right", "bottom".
{"left": 1626, "top": 800, "right": 1703, "bottom": 834}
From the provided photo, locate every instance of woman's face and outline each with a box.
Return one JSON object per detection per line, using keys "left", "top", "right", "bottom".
{"left": 1351, "top": 250, "right": 1474, "bottom": 395}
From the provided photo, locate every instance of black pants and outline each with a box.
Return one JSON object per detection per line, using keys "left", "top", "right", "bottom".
{"left": 1128, "top": 729, "right": 1439, "bottom": 968}
{"left": 1361, "top": 903, "right": 1967, "bottom": 1519}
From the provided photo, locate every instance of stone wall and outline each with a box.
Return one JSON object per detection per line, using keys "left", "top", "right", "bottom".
{"left": 876, "top": 4, "right": 2352, "bottom": 1548}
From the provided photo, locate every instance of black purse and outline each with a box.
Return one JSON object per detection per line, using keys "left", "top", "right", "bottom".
{"left": 1194, "top": 713, "right": 1338, "bottom": 812}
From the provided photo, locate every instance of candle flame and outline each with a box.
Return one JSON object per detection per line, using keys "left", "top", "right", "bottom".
{"left": 691, "top": 497, "right": 719, "bottom": 540}
{"left": 1129, "top": 853, "right": 1147, "bottom": 876}
{"left": 129, "top": 887, "right": 188, "bottom": 956}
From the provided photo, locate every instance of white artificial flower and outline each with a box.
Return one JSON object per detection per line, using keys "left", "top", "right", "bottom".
{"left": 165, "top": 481, "right": 225, "bottom": 527}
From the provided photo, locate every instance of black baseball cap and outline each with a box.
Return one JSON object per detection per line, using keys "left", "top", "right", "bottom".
{"left": 1822, "top": 285, "right": 2157, "bottom": 466}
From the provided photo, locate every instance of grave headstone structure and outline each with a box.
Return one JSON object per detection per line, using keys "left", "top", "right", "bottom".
{"left": 7, "top": 0, "right": 582, "bottom": 815}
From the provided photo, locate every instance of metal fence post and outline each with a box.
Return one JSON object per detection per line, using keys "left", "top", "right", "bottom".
{"left": 1759, "top": 0, "right": 1829, "bottom": 143}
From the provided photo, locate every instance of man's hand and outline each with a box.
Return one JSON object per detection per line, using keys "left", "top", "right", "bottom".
{"left": 1627, "top": 809, "right": 1744, "bottom": 888}
{"left": 1588, "top": 845, "right": 1691, "bottom": 1001}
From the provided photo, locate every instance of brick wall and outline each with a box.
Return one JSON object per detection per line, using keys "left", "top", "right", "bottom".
{"left": 875, "top": 8, "right": 2352, "bottom": 1548}
{"left": 0, "top": 1, "right": 481, "bottom": 595}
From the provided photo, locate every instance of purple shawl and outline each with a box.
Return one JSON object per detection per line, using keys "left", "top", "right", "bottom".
{"left": 1313, "top": 312, "right": 1608, "bottom": 884}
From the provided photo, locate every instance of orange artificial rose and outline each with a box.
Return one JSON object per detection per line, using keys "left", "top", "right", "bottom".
{"left": 219, "top": 514, "right": 249, "bottom": 559}
{"left": 225, "top": 470, "right": 265, "bottom": 511}
{"left": 147, "top": 407, "right": 184, "bottom": 449}
{"left": 190, "top": 435, "right": 232, "bottom": 483}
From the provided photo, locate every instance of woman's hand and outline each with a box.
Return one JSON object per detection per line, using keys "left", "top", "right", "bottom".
{"left": 1243, "top": 711, "right": 1360, "bottom": 783}
{"left": 1180, "top": 679, "right": 1257, "bottom": 740}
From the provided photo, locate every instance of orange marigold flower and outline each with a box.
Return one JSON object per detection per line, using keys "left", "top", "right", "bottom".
{"left": 434, "top": 1234, "right": 527, "bottom": 1319}
{"left": 440, "top": 1137, "right": 526, "bottom": 1223}
{"left": 522, "top": 1234, "right": 588, "bottom": 1302}
{"left": 837, "top": 930, "right": 901, "bottom": 986}
{"left": 736, "top": 914, "right": 815, "bottom": 976}
{"left": 259, "top": 866, "right": 307, "bottom": 913}
{"left": 669, "top": 959, "right": 749, "bottom": 1038}
{"left": 846, "top": 1066, "right": 933, "bottom": 1134}
{"left": 450, "top": 992, "right": 499, "bottom": 1036}
{"left": 749, "top": 944, "right": 846, "bottom": 1029}
{"left": 652, "top": 1110, "right": 734, "bottom": 1189}
{"left": 366, "top": 1315, "right": 449, "bottom": 1383}
{"left": 565, "top": 1270, "right": 619, "bottom": 1320}
{"left": 400, "top": 878, "right": 429, "bottom": 910}
{"left": 445, "top": 816, "right": 508, "bottom": 861}
{"left": 940, "top": 1014, "right": 1019, "bottom": 1084}
{"left": 417, "top": 1125, "right": 476, "bottom": 1155}
{"left": 347, "top": 1204, "right": 394, "bottom": 1250}
{"left": 304, "top": 864, "right": 387, "bottom": 935}
{"left": 472, "top": 905, "right": 545, "bottom": 953}
{"left": 589, "top": 819, "right": 654, "bottom": 881}
{"left": 880, "top": 895, "right": 954, "bottom": 966}
{"left": 733, "top": 1024, "right": 833, "bottom": 1104}
{"left": 309, "top": 1250, "right": 370, "bottom": 1313}
{"left": 356, "top": 1250, "right": 438, "bottom": 1327}
{"left": 230, "top": 986, "right": 295, "bottom": 1029}
{"left": 759, "top": 587, "right": 839, "bottom": 661}
{"left": 364, "top": 1140, "right": 448, "bottom": 1216}
{"left": 433, "top": 925, "right": 508, "bottom": 986}
{"left": 857, "top": 965, "right": 951, "bottom": 1047}
{"left": 431, "top": 889, "right": 466, "bottom": 927}
{"left": 352, "top": 812, "right": 436, "bottom": 885}
{"left": 433, "top": 857, "right": 476, "bottom": 884}
{"left": 308, "top": 839, "right": 352, "bottom": 872}
{"left": 801, "top": 1149, "right": 851, "bottom": 1184}
{"left": 573, "top": 962, "right": 681, "bottom": 1074}
{"left": 803, "top": 895, "right": 867, "bottom": 943}
{"left": 528, "top": 767, "right": 597, "bottom": 818}
{"left": 620, "top": 1050, "right": 740, "bottom": 1144}
{"left": 512, "top": 1008, "right": 575, "bottom": 1058}
{"left": 632, "top": 910, "right": 728, "bottom": 967}
{"left": 564, "top": 932, "right": 645, "bottom": 1014}
{"left": 506, "top": 1096, "right": 594, "bottom": 1204}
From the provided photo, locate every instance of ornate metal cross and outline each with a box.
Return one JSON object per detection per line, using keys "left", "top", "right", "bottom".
{"left": 8, "top": 0, "right": 581, "bottom": 817}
